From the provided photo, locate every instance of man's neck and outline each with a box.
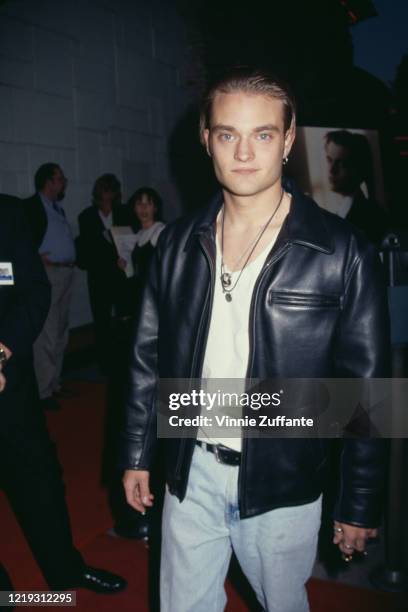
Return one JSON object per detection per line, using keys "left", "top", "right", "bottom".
{"left": 217, "top": 180, "right": 291, "bottom": 272}
{"left": 222, "top": 181, "right": 285, "bottom": 229}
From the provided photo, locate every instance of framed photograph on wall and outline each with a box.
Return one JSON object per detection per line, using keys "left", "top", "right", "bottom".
{"left": 288, "top": 127, "right": 386, "bottom": 213}
{"left": 287, "top": 127, "right": 388, "bottom": 245}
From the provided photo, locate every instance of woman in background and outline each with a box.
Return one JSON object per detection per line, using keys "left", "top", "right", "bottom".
{"left": 118, "top": 187, "right": 165, "bottom": 315}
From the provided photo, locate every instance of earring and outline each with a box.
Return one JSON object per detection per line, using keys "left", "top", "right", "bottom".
{"left": 283, "top": 157, "right": 288, "bottom": 165}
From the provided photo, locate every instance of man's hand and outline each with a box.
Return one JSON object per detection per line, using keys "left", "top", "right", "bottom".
{"left": 123, "top": 469, "right": 154, "bottom": 513}
{"left": 0, "top": 342, "right": 12, "bottom": 363}
{"left": 333, "top": 520, "right": 377, "bottom": 559}
{"left": 0, "top": 342, "right": 12, "bottom": 391}
{"left": 0, "top": 372, "right": 6, "bottom": 393}
{"left": 0, "top": 343, "right": 12, "bottom": 381}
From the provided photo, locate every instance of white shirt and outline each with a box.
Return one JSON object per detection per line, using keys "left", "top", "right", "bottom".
{"left": 198, "top": 238, "right": 273, "bottom": 452}
{"left": 98, "top": 210, "right": 113, "bottom": 229}
{"left": 134, "top": 221, "right": 165, "bottom": 247}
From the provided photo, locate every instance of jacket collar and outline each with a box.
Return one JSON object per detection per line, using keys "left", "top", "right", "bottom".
{"left": 282, "top": 178, "right": 334, "bottom": 253}
{"left": 188, "top": 178, "right": 334, "bottom": 254}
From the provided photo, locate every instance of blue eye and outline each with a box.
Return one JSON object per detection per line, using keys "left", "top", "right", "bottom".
{"left": 258, "top": 133, "right": 272, "bottom": 141}
{"left": 220, "top": 133, "right": 234, "bottom": 142}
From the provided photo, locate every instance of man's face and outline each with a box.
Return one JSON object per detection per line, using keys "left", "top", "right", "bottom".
{"left": 203, "top": 91, "right": 295, "bottom": 199}
{"left": 48, "top": 167, "right": 67, "bottom": 201}
{"left": 325, "top": 141, "right": 358, "bottom": 195}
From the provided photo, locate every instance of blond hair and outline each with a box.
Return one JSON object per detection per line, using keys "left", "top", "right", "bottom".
{"left": 199, "top": 66, "right": 296, "bottom": 145}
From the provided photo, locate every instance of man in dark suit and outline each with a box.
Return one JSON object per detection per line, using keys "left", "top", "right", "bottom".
{"left": 0, "top": 194, "right": 126, "bottom": 594}
{"left": 77, "top": 174, "right": 128, "bottom": 372}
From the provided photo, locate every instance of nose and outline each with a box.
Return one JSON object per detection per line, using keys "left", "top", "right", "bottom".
{"left": 234, "top": 137, "right": 254, "bottom": 162}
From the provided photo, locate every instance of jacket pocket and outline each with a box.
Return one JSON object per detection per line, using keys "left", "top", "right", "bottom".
{"left": 268, "top": 291, "right": 341, "bottom": 309}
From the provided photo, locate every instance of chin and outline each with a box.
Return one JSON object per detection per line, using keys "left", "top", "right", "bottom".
{"left": 222, "top": 185, "right": 256, "bottom": 197}
{"left": 223, "top": 180, "right": 277, "bottom": 198}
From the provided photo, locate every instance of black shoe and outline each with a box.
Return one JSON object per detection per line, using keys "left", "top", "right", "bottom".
{"left": 40, "top": 397, "right": 61, "bottom": 411}
{"left": 111, "top": 523, "right": 150, "bottom": 541}
{"left": 77, "top": 566, "right": 127, "bottom": 594}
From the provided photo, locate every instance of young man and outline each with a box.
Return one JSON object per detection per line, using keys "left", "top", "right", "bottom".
{"left": 121, "top": 68, "right": 390, "bottom": 612}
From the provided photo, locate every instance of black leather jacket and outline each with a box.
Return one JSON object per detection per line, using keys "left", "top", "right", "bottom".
{"left": 120, "top": 181, "right": 390, "bottom": 526}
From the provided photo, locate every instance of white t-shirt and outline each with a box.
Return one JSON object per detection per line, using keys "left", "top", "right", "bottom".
{"left": 197, "top": 237, "right": 274, "bottom": 452}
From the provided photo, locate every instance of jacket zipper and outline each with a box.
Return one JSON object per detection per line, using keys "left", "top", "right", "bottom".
{"left": 174, "top": 232, "right": 216, "bottom": 478}
{"left": 238, "top": 242, "right": 292, "bottom": 514}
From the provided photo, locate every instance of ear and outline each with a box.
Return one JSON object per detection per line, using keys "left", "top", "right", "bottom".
{"left": 203, "top": 129, "right": 212, "bottom": 157}
{"left": 283, "top": 124, "right": 296, "bottom": 159}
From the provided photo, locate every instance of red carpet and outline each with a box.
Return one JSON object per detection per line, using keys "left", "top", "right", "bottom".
{"left": 1, "top": 380, "right": 406, "bottom": 611}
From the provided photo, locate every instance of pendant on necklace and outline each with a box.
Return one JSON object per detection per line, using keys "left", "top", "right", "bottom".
{"left": 221, "top": 272, "right": 232, "bottom": 288}
{"left": 225, "top": 293, "right": 232, "bottom": 302}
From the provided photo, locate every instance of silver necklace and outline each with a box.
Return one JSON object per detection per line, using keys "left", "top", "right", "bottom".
{"left": 220, "top": 189, "right": 284, "bottom": 302}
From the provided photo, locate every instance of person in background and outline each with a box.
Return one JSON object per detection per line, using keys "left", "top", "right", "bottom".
{"left": 77, "top": 174, "right": 128, "bottom": 373}
{"left": 324, "top": 130, "right": 388, "bottom": 245}
{"left": 104, "top": 188, "right": 165, "bottom": 541}
{"left": 117, "top": 187, "right": 165, "bottom": 316}
{"left": 24, "top": 163, "right": 75, "bottom": 411}
{"left": 0, "top": 193, "right": 126, "bottom": 595}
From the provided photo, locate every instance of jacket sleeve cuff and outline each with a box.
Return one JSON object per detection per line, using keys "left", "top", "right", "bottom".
{"left": 333, "top": 489, "right": 383, "bottom": 528}
{"left": 117, "top": 435, "right": 155, "bottom": 472}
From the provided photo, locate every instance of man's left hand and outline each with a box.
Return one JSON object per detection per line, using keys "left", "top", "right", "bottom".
{"left": 0, "top": 343, "right": 12, "bottom": 361}
{"left": 0, "top": 343, "right": 12, "bottom": 378}
{"left": 333, "top": 520, "right": 377, "bottom": 558}
{"left": 0, "top": 372, "right": 6, "bottom": 393}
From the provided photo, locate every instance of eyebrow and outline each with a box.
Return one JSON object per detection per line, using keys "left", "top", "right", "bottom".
{"left": 211, "top": 123, "right": 280, "bottom": 133}
{"left": 211, "top": 124, "right": 236, "bottom": 132}
{"left": 254, "top": 124, "right": 280, "bottom": 133}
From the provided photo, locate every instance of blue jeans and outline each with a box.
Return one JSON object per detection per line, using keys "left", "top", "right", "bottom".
{"left": 160, "top": 444, "right": 322, "bottom": 612}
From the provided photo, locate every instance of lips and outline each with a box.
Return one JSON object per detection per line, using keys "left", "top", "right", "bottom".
{"left": 231, "top": 169, "right": 258, "bottom": 174}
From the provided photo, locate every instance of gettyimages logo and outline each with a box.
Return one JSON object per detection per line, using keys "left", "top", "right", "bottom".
{"left": 167, "top": 389, "right": 282, "bottom": 411}
{"left": 157, "top": 378, "right": 408, "bottom": 439}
